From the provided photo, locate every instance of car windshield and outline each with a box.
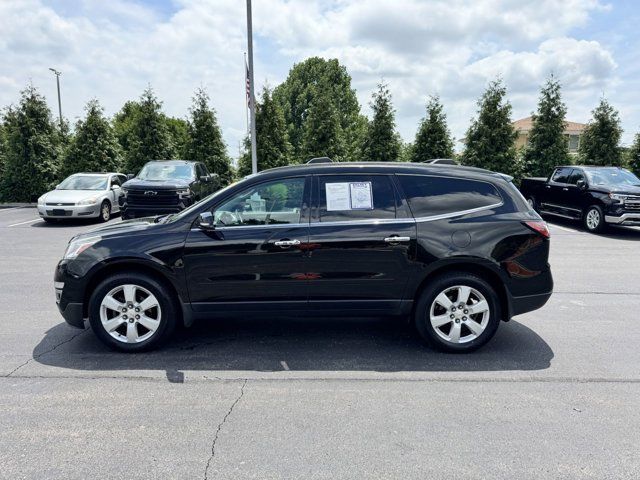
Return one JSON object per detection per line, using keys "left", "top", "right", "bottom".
{"left": 584, "top": 168, "right": 640, "bottom": 187}
{"left": 137, "top": 163, "right": 193, "bottom": 181}
{"left": 57, "top": 175, "right": 108, "bottom": 190}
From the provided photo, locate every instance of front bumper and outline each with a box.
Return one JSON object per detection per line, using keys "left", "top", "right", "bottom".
{"left": 38, "top": 204, "right": 99, "bottom": 218}
{"left": 605, "top": 213, "right": 640, "bottom": 226}
{"left": 55, "top": 264, "right": 86, "bottom": 328}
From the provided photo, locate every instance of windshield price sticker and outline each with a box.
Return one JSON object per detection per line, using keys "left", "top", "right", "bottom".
{"left": 325, "top": 182, "right": 374, "bottom": 211}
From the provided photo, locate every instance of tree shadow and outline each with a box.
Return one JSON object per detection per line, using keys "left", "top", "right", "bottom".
{"left": 34, "top": 316, "right": 553, "bottom": 377}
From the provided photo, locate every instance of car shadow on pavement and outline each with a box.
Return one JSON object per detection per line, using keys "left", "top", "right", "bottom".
{"left": 545, "top": 217, "right": 640, "bottom": 241}
{"left": 33, "top": 316, "right": 553, "bottom": 375}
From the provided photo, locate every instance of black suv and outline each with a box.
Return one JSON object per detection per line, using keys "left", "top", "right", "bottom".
{"left": 55, "top": 162, "right": 553, "bottom": 352}
{"left": 121, "top": 160, "right": 218, "bottom": 219}
{"left": 520, "top": 165, "right": 640, "bottom": 232}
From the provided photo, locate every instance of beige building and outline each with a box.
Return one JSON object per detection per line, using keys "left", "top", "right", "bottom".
{"left": 513, "top": 116, "right": 587, "bottom": 155}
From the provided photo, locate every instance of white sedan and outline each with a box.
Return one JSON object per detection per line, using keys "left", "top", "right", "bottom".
{"left": 37, "top": 173, "right": 128, "bottom": 222}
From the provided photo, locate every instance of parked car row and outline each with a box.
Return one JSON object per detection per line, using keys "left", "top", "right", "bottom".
{"left": 520, "top": 165, "right": 640, "bottom": 232}
{"left": 37, "top": 160, "right": 219, "bottom": 222}
{"left": 54, "top": 160, "right": 553, "bottom": 353}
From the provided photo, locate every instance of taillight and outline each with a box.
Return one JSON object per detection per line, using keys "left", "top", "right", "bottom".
{"left": 523, "top": 220, "right": 550, "bottom": 238}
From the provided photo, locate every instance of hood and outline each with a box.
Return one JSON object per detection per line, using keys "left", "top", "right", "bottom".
{"left": 608, "top": 184, "right": 640, "bottom": 195}
{"left": 81, "top": 216, "right": 161, "bottom": 239}
{"left": 123, "top": 178, "right": 192, "bottom": 190}
{"left": 42, "top": 189, "right": 105, "bottom": 204}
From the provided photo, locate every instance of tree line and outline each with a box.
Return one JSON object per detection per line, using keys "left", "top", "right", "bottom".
{"left": 1, "top": 56, "right": 639, "bottom": 202}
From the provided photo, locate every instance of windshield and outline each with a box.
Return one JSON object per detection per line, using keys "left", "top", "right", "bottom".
{"left": 58, "top": 175, "right": 108, "bottom": 190}
{"left": 137, "top": 163, "right": 194, "bottom": 181}
{"left": 584, "top": 168, "right": 640, "bottom": 187}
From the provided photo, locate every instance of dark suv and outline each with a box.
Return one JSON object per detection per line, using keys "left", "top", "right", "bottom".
{"left": 55, "top": 162, "right": 553, "bottom": 352}
{"left": 121, "top": 160, "right": 218, "bottom": 219}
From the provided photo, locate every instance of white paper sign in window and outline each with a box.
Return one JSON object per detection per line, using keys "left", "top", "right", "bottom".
{"left": 349, "top": 182, "right": 373, "bottom": 210}
{"left": 325, "top": 183, "right": 350, "bottom": 211}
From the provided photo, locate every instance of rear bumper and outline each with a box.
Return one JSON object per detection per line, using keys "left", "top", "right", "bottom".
{"left": 605, "top": 213, "right": 640, "bottom": 225}
{"left": 508, "top": 291, "right": 552, "bottom": 318}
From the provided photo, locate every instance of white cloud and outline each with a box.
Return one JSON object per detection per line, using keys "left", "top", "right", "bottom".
{"left": 0, "top": 0, "right": 633, "bottom": 159}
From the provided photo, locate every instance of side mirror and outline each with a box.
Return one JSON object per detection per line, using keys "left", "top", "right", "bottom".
{"left": 197, "top": 211, "right": 215, "bottom": 230}
{"left": 126, "top": 174, "right": 135, "bottom": 180}
{"left": 111, "top": 185, "right": 120, "bottom": 190}
{"left": 200, "top": 175, "right": 210, "bottom": 183}
{"left": 576, "top": 179, "right": 587, "bottom": 189}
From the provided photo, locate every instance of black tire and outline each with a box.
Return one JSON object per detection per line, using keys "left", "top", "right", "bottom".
{"left": 88, "top": 272, "right": 178, "bottom": 352}
{"left": 99, "top": 200, "right": 111, "bottom": 223}
{"left": 414, "top": 272, "right": 501, "bottom": 353}
{"left": 582, "top": 205, "right": 605, "bottom": 233}
{"left": 525, "top": 196, "right": 538, "bottom": 212}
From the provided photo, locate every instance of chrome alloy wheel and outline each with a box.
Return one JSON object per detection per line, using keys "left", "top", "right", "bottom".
{"left": 526, "top": 197, "right": 535, "bottom": 209}
{"left": 101, "top": 202, "right": 110, "bottom": 221}
{"left": 99, "top": 284, "right": 161, "bottom": 343}
{"left": 586, "top": 208, "right": 600, "bottom": 230}
{"left": 429, "top": 285, "right": 490, "bottom": 344}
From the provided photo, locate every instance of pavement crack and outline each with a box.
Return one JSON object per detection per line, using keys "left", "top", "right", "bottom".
{"left": 203, "top": 379, "right": 247, "bottom": 479}
{"left": 3, "top": 328, "right": 88, "bottom": 378}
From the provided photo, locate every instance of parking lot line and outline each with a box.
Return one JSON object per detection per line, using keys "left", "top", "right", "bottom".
{"left": 8, "top": 218, "right": 42, "bottom": 227}
{"left": 550, "top": 223, "right": 580, "bottom": 233}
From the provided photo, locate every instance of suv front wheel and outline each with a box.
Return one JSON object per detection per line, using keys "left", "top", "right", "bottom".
{"left": 88, "top": 272, "right": 177, "bottom": 352}
{"left": 414, "top": 272, "right": 501, "bottom": 353}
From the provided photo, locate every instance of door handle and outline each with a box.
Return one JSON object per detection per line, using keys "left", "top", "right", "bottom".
{"left": 545, "top": 185, "right": 551, "bottom": 189}
{"left": 274, "top": 239, "right": 301, "bottom": 248}
{"left": 562, "top": 187, "right": 569, "bottom": 191}
{"left": 384, "top": 236, "right": 411, "bottom": 244}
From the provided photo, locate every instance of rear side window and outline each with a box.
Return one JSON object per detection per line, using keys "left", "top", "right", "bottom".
{"left": 397, "top": 175, "right": 502, "bottom": 218}
{"left": 567, "top": 169, "right": 585, "bottom": 185}
{"left": 318, "top": 175, "right": 396, "bottom": 222}
{"left": 551, "top": 167, "right": 572, "bottom": 183}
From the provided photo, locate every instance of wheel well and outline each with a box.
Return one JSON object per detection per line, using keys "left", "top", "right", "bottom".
{"left": 411, "top": 263, "right": 510, "bottom": 321}
{"left": 82, "top": 262, "right": 183, "bottom": 323}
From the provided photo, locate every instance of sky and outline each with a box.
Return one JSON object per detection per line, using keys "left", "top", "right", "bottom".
{"left": 1, "top": 0, "right": 639, "bottom": 158}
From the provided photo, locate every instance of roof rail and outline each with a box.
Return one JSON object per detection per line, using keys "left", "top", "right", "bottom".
{"left": 306, "top": 157, "right": 333, "bottom": 164}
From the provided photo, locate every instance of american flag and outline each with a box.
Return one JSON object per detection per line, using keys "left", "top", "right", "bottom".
{"left": 245, "top": 56, "right": 251, "bottom": 108}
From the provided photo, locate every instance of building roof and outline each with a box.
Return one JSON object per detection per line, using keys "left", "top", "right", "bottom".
{"left": 513, "top": 116, "right": 587, "bottom": 135}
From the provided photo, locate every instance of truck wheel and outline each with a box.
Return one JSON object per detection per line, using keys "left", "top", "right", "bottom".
{"left": 414, "top": 272, "right": 501, "bottom": 353}
{"left": 525, "top": 196, "right": 537, "bottom": 211}
{"left": 88, "top": 272, "right": 178, "bottom": 352}
{"left": 583, "top": 205, "right": 605, "bottom": 233}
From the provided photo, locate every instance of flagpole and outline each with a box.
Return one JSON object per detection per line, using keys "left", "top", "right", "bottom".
{"left": 246, "top": 0, "right": 258, "bottom": 174}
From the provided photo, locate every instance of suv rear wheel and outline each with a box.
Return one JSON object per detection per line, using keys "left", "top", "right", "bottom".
{"left": 88, "top": 272, "right": 177, "bottom": 352}
{"left": 414, "top": 272, "right": 501, "bottom": 352}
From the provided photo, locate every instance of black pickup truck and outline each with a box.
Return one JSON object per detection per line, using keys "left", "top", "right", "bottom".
{"left": 121, "top": 160, "right": 219, "bottom": 219}
{"left": 520, "top": 165, "right": 640, "bottom": 232}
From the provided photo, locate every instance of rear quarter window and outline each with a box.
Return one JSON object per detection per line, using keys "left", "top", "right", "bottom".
{"left": 397, "top": 175, "right": 502, "bottom": 218}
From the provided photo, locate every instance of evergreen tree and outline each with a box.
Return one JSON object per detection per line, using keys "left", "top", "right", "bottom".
{"left": 273, "top": 57, "right": 362, "bottom": 162}
{"left": 522, "top": 75, "right": 570, "bottom": 177}
{"left": 165, "top": 117, "right": 189, "bottom": 159}
{"left": 185, "top": 88, "right": 232, "bottom": 185}
{"left": 0, "top": 119, "right": 6, "bottom": 182}
{"left": 113, "top": 100, "right": 141, "bottom": 161}
{"left": 362, "top": 82, "right": 400, "bottom": 162}
{"left": 62, "top": 99, "right": 122, "bottom": 176}
{"left": 579, "top": 98, "right": 623, "bottom": 166}
{"left": 238, "top": 86, "right": 292, "bottom": 177}
{"left": 462, "top": 79, "right": 518, "bottom": 175}
{"left": 411, "top": 95, "right": 454, "bottom": 162}
{"left": 0, "top": 85, "right": 62, "bottom": 201}
{"left": 399, "top": 141, "right": 415, "bottom": 163}
{"left": 300, "top": 88, "right": 345, "bottom": 162}
{"left": 124, "top": 87, "right": 174, "bottom": 173}
{"left": 627, "top": 132, "right": 640, "bottom": 177}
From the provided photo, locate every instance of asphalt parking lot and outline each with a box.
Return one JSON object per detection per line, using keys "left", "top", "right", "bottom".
{"left": 1, "top": 206, "right": 639, "bottom": 479}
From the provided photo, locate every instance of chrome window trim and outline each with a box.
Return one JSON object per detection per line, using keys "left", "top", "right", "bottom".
{"left": 413, "top": 202, "right": 503, "bottom": 223}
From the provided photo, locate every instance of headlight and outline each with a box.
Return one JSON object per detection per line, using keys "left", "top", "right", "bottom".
{"left": 64, "top": 236, "right": 101, "bottom": 259}
{"left": 77, "top": 197, "right": 98, "bottom": 206}
{"left": 609, "top": 193, "right": 627, "bottom": 202}
{"left": 177, "top": 188, "right": 191, "bottom": 197}
{"left": 37, "top": 195, "right": 46, "bottom": 206}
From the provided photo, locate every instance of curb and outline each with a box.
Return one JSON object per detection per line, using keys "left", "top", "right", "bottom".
{"left": 0, "top": 203, "right": 37, "bottom": 209}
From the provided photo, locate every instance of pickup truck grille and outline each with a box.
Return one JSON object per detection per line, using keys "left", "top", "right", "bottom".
{"left": 126, "top": 189, "right": 180, "bottom": 206}
{"left": 624, "top": 196, "right": 640, "bottom": 211}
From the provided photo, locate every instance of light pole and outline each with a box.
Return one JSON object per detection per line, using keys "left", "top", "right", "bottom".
{"left": 49, "top": 68, "right": 63, "bottom": 128}
{"left": 246, "top": 0, "right": 258, "bottom": 174}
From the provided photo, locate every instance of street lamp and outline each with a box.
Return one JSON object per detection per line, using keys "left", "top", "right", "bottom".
{"left": 49, "top": 68, "right": 63, "bottom": 128}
